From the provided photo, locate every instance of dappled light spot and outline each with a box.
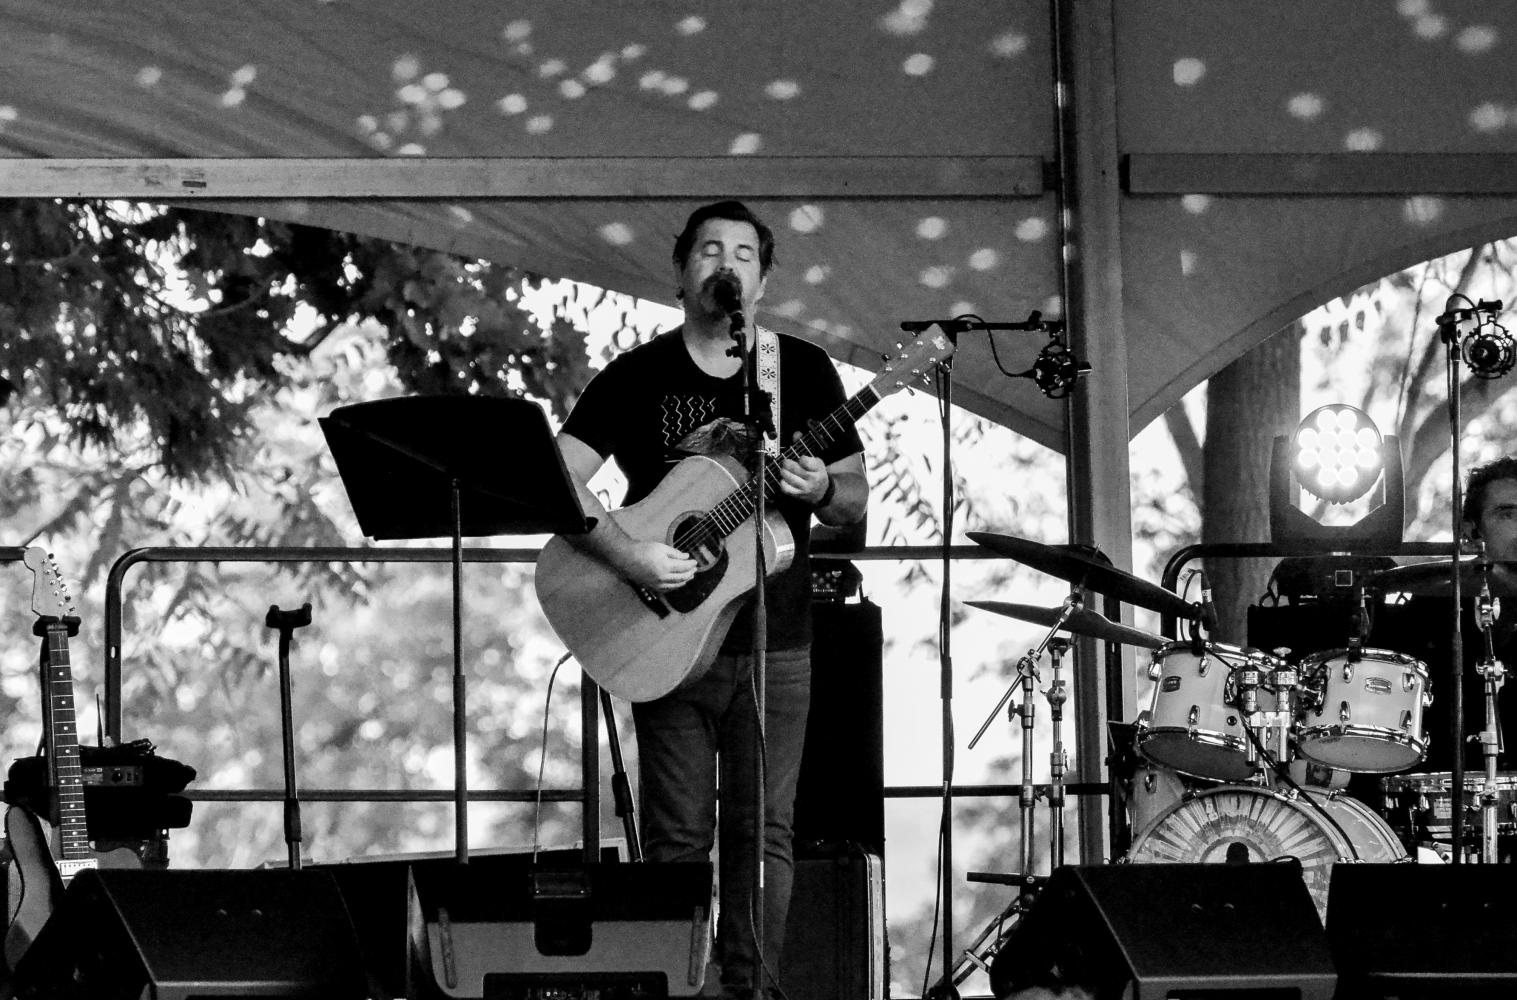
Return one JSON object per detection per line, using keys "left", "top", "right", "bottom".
{"left": 1412, "top": 14, "right": 1448, "bottom": 40}
{"left": 1470, "top": 102, "right": 1508, "bottom": 132}
{"left": 789, "top": 205, "right": 824, "bottom": 234}
{"left": 916, "top": 216, "right": 948, "bottom": 240}
{"left": 688, "top": 90, "right": 719, "bottom": 111}
{"left": 1173, "top": 58, "right": 1206, "bottom": 86}
{"left": 1287, "top": 93, "right": 1325, "bottom": 120}
{"left": 1403, "top": 196, "right": 1444, "bottom": 225}
{"left": 770, "top": 299, "right": 806, "bottom": 318}
{"left": 808, "top": 318, "right": 830, "bottom": 333}
{"left": 584, "top": 56, "right": 617, "bottom": 85}
{"left": 730, "top": 132, "right": 762, "bottom": 155}
{"left": 448, "top": 206, "right": 475, "bottom": 227}
{"left": 919, "top": 265, "right": 953, "bottom": 289}
{"left": 881, "top": 0, "right": 932, "bottom": 37}
{"left": 369, "top": 131, "right": 392, "bottom": 150}
{"left": 220, "top": 88, "right": 246, "bottom": 108}
{"left": 804, "top": 264, "right": 831, "bottom": 285}
{"left": 392, "top": 55, "right": 420, "bottom": 82}
{"left": 1041, "top": 294, "right": 1064, "bottom": 317}
{"left": 622, "top": 43, "right": 647, "bottom": 61}
{"left": 232, "top": 65, "right": 257, "bottom": 87}
{"left": 387, "top": 110, "right": 409, "bottom": 132}
{"left": 903, "top": 54, "right": 934, "bottom": 76}
{"left": 949, "top": 301, "right": 975, "bottom": 319}
{"left": 135, "top": 66, "right": 162, "bottom": 88}
{"left": 831, "top": 324, "right": 853, "bottom": 338}
{"left": 765, "top": 79, "right": 801, "bottom": 100}
{"left": 1396, "top": 0, "right": 1430, "bottom": 16}
{"left": 676, "top": 16, "right": 706, "bottom": 36}
{"left": 0, "top": 106, "right": 15, "bottom": 128}
{"left": 539, "top": 58, "right": 567, "bottom": 78}
{"left": 396, "top": 143, "right": 426, "bottom": 156}
{"left": 1179, "top": 250, "right": 1197, "bottom": 276}
{"left": 1344, "top": 127, "right": 1383, "bottom": 151}
{"left": 497, "top": 94, "right": 527, "bottom": 115}
{"left": 526, "top": 114, "right": 554, "bottom": 134}
{"left": 356, "top": 114, "right": 378, "bottom": 133}
{"left": 398, "top": 83, "right": 427, "bottom": 104}
{"left": 560, "top": 79, "right": 587, "bottom": 99}
{"left": 1456, "top": 25, "right": 1498, "bottom": 53}
{"left": 968, "top": 248, "right": 999, "bottom": 271}
{"left": 640, "top": 70, "right": 667, "bottom": 91}
{"left": 513, "top": 42, "right": 535, "bottom": 57}
{"left": 1014, "top": 217, "right": 1049, "bottom": 242}
{"left": 599, "top": 222, "right": 635, "bottom": 246}
{"left": 502, "top": 20, "right": 532, "bottom": 42}
{"left": 989, "top": 31, "right": 1029, "bottom": 58}
{"left": 1181, "top": 194, "right": 1212, "bottom": 215}
{"left": 660, "top": 76, "right": 690, "bottom": 97}
{"left": 438, "top": 89, "right": 465, "bottom": 110}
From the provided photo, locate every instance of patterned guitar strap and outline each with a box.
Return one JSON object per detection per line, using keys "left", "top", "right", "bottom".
{"left": 756, "top": 325, "right": 781, "bottom": 459}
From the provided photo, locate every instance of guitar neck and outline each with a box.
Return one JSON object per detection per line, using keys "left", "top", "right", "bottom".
{"left": 701, "top": 385, "right": 881, "bottom": 540}
{"left": 40, "top": 622, "right": 90, "bottom": 865}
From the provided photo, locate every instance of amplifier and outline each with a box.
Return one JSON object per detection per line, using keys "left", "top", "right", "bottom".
{"left": 83, "top": 763, "right": 144, "bottom": 786}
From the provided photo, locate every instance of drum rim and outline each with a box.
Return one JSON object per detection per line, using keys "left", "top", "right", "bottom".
{"left": 1155, "top": 638, "right": 1282, "bottom": 662}
{"left": 1296, "top": 724, "right": 1427, "bottom": 773}
{"left": 1297, "top": 647, "right": 1429, "bottom": 674}
{"left": 1136, "top": 726, "right": 1253, "bottom": 781}
{"left": 1381, "top": 769, "right": 1517, "bottom": 792}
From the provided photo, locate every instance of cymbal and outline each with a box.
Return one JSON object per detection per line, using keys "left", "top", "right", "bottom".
{"left": 1370, "top": 558, "right": 1517, "bottom": 597}
{"left": 965, "top": 600, "right": 1168, "bottom": 650}
{"left": 966, "top": 531, "right": 1195, "bottom": 619}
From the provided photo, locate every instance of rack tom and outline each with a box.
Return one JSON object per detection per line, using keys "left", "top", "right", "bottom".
{"left": 1137, "top": 641, "right": 1279, "bottom": 782}
{"left": 1296, "top": 648, "right": 1430, "bottom": 773}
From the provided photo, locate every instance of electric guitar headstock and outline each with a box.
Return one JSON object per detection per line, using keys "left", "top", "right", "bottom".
{"left": 867, "top": 327, "right": 957, "bottom": 400}
{"left": 23, "top": 547, "right": 79, "bottom": 637}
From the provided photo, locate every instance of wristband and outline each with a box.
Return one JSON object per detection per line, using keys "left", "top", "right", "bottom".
{"left": 815, "top": 473, "right": 836, "bottom": 509}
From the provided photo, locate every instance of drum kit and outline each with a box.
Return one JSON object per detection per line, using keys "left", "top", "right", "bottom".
{"left": 926, "top": 531, "right": 1515, "bottom": 998}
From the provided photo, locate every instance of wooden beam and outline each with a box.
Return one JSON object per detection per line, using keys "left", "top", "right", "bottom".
{"left": 1126, "top": 153, "right": 1517, "bottom": 196}
{"left": 0, "top": 155, "right": 1045, "bottom": 199}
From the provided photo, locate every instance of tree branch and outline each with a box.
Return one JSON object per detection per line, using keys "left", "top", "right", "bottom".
{"left": 1163, "top": 404, "right": 1204, "bottom": 501}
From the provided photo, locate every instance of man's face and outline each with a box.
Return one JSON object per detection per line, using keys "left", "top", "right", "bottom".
{"left": 1469, "top": 477, "right": 1517, "bottom": 562}
{"left": 676, "top": 217, "right": 767, "bottom": 320}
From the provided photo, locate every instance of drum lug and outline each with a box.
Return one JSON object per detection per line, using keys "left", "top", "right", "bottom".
{"left": 1342, "top": 663, "right": 1354, "bottom": 683}
{"left": 1147, "top": 657, "right": 1162, "bottom": 681}
{"left": 1400, "top": 710, "right": 1413, "bottom": 731}
{"left": 1402, "top": 671, "right": 1417, "bottom": 693}
{"left": 1339, "top": 700, "right": 1351, "bottom": 723}
{"left": 1135, "top": 709, "right": 1152, "bottom": 729}
{"left": 1187, "top": 705, "right": 1200, "bottom": 727}
{"left": 1198, "top": 654, "right": 1210, "bottom": 678}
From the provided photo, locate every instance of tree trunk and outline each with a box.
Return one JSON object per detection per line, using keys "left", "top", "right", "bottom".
{"left": 1202, "top": 322, "right": 1302, "bottom": 640}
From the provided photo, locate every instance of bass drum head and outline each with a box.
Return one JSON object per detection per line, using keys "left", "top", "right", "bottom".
{"left": 1125, "top": 785, "right": 1406, "bottom": 920}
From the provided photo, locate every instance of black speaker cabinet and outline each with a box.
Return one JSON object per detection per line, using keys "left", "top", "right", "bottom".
{"left": 10, "top": 868, "right": 367, "bottom": 999}
{"left": 795, "top": 600, "right": 884, "bottom": 855}
{"left": 990, "top": 864, "right": 1337, "bottom": 1000}
{"left": 1328, "top": 863, "right": 1517, "bottom": 998}
{"left": 780, "top": 843, "right": 886, "bottom": 1000}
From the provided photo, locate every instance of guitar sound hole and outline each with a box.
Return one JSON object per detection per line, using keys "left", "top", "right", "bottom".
{"left": 672, "top": 514, "right": 723, "bottom": 569}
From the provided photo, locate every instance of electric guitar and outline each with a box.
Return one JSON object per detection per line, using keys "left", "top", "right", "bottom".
{"left": 535, "top": 329, "right": 954, "bottom": 702}
{"left": 2, "top": 548, "right": 112, "bottom": 971}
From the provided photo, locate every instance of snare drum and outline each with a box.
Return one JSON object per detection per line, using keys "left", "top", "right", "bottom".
{"left": 1296, "top": 648, "right": 1431, "bottom": 773}
{"left": 1137, "top": 641, "right": 1277, "bottom": 782}
{"left": 1380, "top": 771, "right": 1517, "bottom": 846}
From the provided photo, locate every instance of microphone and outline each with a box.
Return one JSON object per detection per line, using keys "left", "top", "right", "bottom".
{"left": 1199, "top": 572, "right": 1218, "bottom": 633}
{"left": 711, "top": 273, "right": 743, "bottom": 315}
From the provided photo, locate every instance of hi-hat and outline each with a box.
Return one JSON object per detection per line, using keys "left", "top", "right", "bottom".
{"left": 966, "top": 531, "right": 1196, "bottom": 619}
{"left": 965, "top": 600, "right": 1168, "bottom": 649}
{"left": 1370, "top": 558, "right": 1517, "bottom": 597}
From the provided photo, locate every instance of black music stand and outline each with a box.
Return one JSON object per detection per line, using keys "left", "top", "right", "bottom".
{"left": 319, "top": 396, "right": 590, "bottom": 865}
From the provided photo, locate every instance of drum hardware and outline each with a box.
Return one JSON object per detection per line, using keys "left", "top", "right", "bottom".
{"left": 1471, "top": 565, "right": 1506, "bottom": 865}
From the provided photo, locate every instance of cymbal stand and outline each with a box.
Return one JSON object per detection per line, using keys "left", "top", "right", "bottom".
{"left": 1045, "top": 637, "right": 1070, "bottom": 867}
{"left": 1472, "top": 565, "right": 1505, "bottom": 864}
{"left": 923, "top": 595, "right": 1076, "bottom": 999}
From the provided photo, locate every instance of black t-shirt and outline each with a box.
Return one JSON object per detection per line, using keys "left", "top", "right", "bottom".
{"left": 562, "top": 328, "right": 863, "bottom": 651}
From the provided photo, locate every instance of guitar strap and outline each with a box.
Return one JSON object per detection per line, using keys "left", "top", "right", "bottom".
{"left": 756, "top": 326, "right": 780, "bottom": 457}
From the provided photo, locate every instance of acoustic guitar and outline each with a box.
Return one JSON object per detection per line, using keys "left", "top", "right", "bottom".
{"left": 535, "top": 329, "right": 954, "bottom": 702}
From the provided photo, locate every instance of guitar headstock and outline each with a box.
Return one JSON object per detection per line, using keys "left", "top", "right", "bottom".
{"left": 23, "top": 546, "right": 75, "bottom": 622}
{"left": 868, "top": 327, "right": 957, "bottom": 399}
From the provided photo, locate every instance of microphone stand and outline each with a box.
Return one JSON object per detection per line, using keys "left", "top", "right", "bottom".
{"left": 1437, "top": 301, "right": 1469, "bottom": 863}
{"left": 727, "top": 302, "right": 770, "bottom": 1000}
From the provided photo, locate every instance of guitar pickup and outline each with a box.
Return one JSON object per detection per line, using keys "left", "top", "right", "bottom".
{"left": 56, "top": 858, "right": 98, "bottom": 883}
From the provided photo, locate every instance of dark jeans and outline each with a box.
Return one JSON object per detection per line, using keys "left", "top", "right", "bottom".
{"left": 631, "top": 645, "right": 812, "bottom": 994}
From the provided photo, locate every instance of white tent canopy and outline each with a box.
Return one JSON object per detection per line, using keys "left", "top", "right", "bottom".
{"left": 8, "top": 1, "right": 1514, "bottom": 451}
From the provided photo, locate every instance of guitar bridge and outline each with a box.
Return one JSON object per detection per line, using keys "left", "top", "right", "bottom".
{"left": 629, "top": 583, "right": 671, "bottom": 619}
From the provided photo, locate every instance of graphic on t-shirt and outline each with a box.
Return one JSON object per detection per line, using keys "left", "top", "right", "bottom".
{"left": 677, "top": 416, "right": 759, "bottom": 466}
{"left": 660, "top": 393, "right": 720, "bottom": 456}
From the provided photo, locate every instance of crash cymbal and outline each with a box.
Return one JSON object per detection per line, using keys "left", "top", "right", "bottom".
{"left": 965, "top": 600, "right": 1168, "bottom": 649}
{"left": 1370, "top": 558, "right": 1517, "bottom": 597}
{"left": 966, "top": 531, "right": 1196, "bottom": 619}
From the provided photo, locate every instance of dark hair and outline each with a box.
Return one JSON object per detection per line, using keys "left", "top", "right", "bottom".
{"left": 1465, "top": 456, "right": 1517, "bottom": 524}
{"left": 672, "top": 200, "right": 776, "bottom": 275}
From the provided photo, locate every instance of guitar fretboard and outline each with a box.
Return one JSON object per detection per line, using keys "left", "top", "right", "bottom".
{"left": 42, "top": 624, "right": 90, "bottom": 864}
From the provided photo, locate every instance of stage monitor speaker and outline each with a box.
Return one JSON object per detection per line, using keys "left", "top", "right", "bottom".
{"left": 795, "top": 600, "right": 884, "bottom": 855}
{"left": 9, "top": 868, "right": 367, "bottom": 1000}
{"left": 1327, "top": 863, "right": 1517, "bottom": 998}
{"left": 406, "top": 859, "right": 713, "bottom": 999}
{"left": 989, "top": 863, "right": 1336, "bottom": 1000}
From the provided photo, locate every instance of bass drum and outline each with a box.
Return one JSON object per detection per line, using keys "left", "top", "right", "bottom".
{"left": 1125, "top": 785, "right": 1406, "bottom": 920}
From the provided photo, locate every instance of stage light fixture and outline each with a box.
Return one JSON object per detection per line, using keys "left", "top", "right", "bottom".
{"left": 1270, "top": 404, "right": 1403, "bottom": 546}
{"left": 1293, "top": 404, "right": 1384, "bottom": 504}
